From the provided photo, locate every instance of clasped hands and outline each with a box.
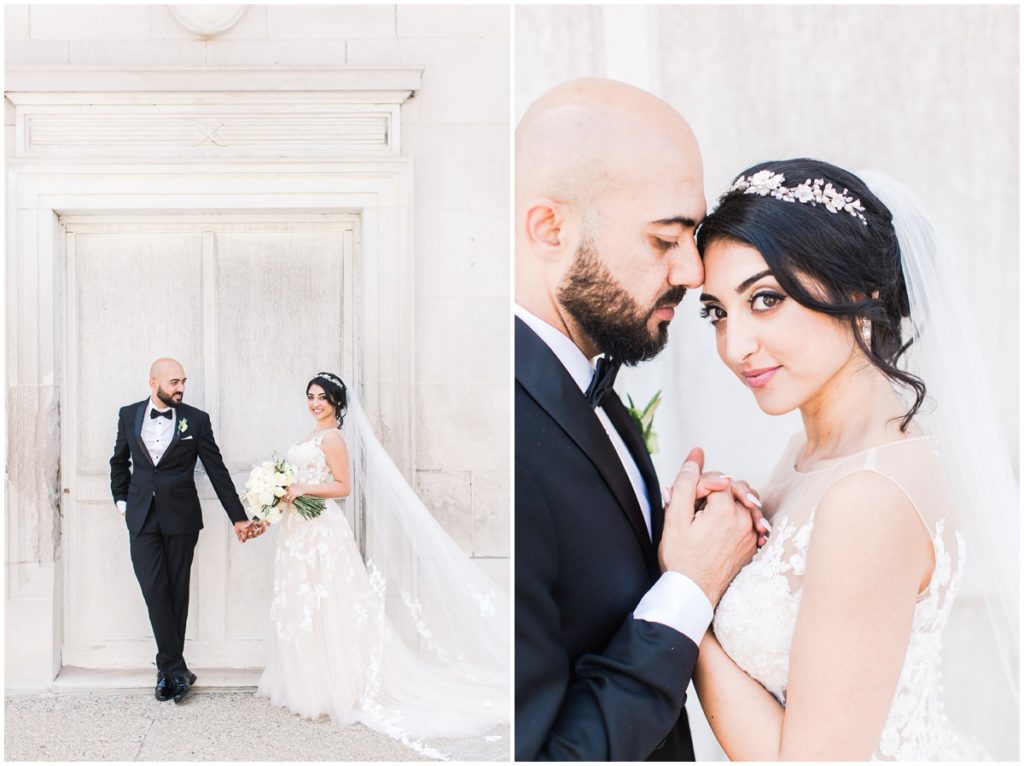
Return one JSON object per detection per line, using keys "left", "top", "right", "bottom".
{"left": 234, "top": 519, "right": 268, "bottom": 543}
{"left": 670, "top": 463, "right": 770, "bottom": 545}
{"left": 658, "top": 447, "right": 770, "bottom": 606}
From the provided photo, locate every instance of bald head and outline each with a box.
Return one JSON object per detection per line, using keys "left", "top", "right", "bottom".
{"left": 516, "top": 78, "right": 703, "bottom": 214}
{"left": 149, "top": 357, "right": 186, "bottom": 408}
{"left": 516, "top": 79, "right": 707, "bottom": 350}
{"left": 149, "top": 357, "right": 183, "bottom": 380}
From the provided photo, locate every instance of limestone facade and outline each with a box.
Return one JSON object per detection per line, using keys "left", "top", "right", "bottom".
{"left": 6, "top": 4, "right": 510, "bottom": 688}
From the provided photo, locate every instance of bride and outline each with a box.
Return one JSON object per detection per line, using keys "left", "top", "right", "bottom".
{"left": 254, "top": 372, "right": 508, "bottom": 758}
{"left": 685, "top": 160, "right": 1018, "bottom": 760}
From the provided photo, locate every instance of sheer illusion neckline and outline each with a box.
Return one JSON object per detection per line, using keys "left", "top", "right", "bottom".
{"left": 294, "top": 427, "right": 342, "bottom": 447}
{"left": 790, "top": 433, "right": 935, "bottom": 475}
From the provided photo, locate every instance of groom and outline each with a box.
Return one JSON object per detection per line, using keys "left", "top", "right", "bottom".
{"left": 515, "top": 79, "right": 763, "bottom": 760}
{"left": 109, "top": 357, "right": 262, "bottom": 703}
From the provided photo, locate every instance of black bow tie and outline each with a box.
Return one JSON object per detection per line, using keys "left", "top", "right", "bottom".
{"left": 586, "top": 356, "right": 621, "bottom": 408}
{"left": 150, "top": 409, "right": 173, "bottom": 420}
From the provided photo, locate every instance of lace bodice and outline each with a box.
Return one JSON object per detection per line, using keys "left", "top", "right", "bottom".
{"left": 285, "top": 430, "right": 339, "bottom": 486}
{"left": 712, "top": 434, "right": 985, "bottom": 760}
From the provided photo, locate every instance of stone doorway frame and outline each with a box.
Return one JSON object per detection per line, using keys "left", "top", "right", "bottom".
{"left": 5, "top": 66, "right": 421, "bottom": 689}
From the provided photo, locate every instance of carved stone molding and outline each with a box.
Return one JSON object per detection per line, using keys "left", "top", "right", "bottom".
{"left": 5, "top": 67, "right": 423, "bottom": 160}
{"left": 17, "top": 107, "right": 394, "bottom": 159}
{"left": 169, "top": 5, "right": 249, "bottom": 38}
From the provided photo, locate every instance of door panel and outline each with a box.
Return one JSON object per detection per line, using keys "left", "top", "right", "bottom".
{"left": 74, "top": 232, "right": 205, "bottom": 474}
{"left": 62, "top": 215, "right": 356, "bottom": 669}
{"left": 214, "top": 230, "right": 346, "bottom": 470}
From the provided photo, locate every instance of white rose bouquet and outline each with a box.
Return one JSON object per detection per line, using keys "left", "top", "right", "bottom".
{"left": 242, "top": 455, "right": 325, "bottom": 524}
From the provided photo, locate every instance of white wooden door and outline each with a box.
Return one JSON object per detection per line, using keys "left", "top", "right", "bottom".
{"left": 61, "top": 214, "right": 358, "bottom": 669}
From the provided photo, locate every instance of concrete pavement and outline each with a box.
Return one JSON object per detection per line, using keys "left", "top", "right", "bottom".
{"left": 5, "top": 684, "right": 509, "bottom": 762}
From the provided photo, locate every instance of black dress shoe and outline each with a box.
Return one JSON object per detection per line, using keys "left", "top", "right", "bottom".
{"left": 155, "top": 672, "right": 174, "bottom": 702}
{"left": 171, "top": 675, "right": 192, "bottom": 703}
{"left": 185, "top": 671, "right": 197, "bottom": 686}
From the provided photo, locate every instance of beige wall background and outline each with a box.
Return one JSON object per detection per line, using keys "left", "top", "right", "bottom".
{"left": 518, "top": 4, "right": 1019, "bottom": 759}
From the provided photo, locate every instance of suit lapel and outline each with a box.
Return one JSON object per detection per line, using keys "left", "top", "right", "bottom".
{"left": 159, "top": 405, "right": 186, "bottom": 463}
{"left": 603, "top": 393, "right": 665, "bottom": 552}
{"left": 516, "top": 318, "right": 654, "bottom": 563}
{"left": 133, "top": 400, "right": 155, "bottom": 467}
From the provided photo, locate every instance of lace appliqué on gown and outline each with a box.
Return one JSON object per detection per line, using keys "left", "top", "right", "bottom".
{"left": 268, "top": 437, "right": 363, "bottom": 644}
{"left": 256, "top": 431, "right": 503, "bottom": 761}
{"left": 712, "top": 436, "right": 989, "bottom": 761}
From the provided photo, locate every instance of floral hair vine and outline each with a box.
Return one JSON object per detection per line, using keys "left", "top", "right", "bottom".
{"left": 727, "top": 170, "right": 868, "bottom": 226}
{"left": 316, "top": 371, "right": 346, "bottom": 389}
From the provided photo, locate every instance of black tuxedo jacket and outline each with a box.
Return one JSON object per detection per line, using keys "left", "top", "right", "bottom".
{"left": 515, "top": 317, "right": 699, "bottom": 762}
{"left": 110, "top": 400, "right": 248, "bottom": 535}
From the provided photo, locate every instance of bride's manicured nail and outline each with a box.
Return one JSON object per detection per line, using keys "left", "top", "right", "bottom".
{"left": 760, "top": 518, "right": 772, "bottom": 533}
{"left": 746, "top": 492, "right": 763, "bottom": 508}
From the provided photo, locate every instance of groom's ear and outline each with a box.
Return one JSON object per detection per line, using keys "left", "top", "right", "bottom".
{"left": 523, "top": 198, "right": 571, "bottom": 255}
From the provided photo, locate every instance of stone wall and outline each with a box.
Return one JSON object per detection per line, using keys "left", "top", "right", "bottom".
{"left": 6, "top": 3, "right": 509, "bottom": 565}
{"left": 5, "top": 4, "right": 509, "bottom": 687}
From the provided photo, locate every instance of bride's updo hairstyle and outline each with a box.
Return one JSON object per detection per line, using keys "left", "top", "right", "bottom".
{"left": 307, "top": 372, "right": 348, "bottom": 427}
{"left": 695, "top": 158, "right": 926, "bottom": 431}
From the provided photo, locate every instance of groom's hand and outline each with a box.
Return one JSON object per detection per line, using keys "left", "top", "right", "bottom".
{"left": 659, "top": 447, "right": 759, "bottom": 606}
{"left": 233, "top": 520, "right": 254, "bottom": 543}
{"left": 676, "top": 471, "right": 769, "bottom": 547}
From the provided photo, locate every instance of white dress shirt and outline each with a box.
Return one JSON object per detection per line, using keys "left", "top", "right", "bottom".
{"left": 516, "top": 304, "right": 713, "bottom": 645}
{"left": 142, "top": 401, "right": 176, "bottom": 465}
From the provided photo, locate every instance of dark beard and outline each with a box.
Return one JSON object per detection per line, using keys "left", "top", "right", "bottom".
{"left": 156, "top": 385, "right": 182, "bottom": 409}
{"left": 558, "top": 236, "right": 687, "bottom": 365}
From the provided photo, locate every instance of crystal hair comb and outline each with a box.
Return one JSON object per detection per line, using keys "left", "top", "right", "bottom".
{"left": 315, "top": 371, "right": 346, "bottom": 388}
{"left": 727, "top": 170, "right": 868, "bottom": 226}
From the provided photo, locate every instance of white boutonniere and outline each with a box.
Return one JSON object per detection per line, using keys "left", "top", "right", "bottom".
{"left": 178, "top": 418, "right": 188, "bottom": 434}
{"left": 626, "top": 390, "right": 662, "bottom": 455}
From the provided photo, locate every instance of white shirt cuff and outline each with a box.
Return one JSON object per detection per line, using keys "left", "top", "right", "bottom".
{"left": 116, "top": 500, "right": 126, "bottom": 513}
{"left": 633, "top": 571, "right": 714, "bottom": 645}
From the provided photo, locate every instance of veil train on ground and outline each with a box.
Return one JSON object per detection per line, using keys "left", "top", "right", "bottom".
{"left": 343, "top": 392, "right": 509, "bottom": 745}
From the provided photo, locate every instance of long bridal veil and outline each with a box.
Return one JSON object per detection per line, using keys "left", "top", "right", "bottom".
{"left": 857, "top": 170, "right": 1019, "bottom": 759}
{"left": 342, "top": 391, "right": 509, "bottom": 740}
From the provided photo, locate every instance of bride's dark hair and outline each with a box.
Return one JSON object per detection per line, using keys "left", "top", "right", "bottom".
{"left": 307, "top": 372, "right": 348, "bottom": 427}
{"left": 695, "top": 158, "right": 926, "bottom": 431}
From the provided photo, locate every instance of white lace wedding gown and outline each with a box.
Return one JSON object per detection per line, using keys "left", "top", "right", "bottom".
{"left": 712, "top": 434, "right": 988, "bottom": 760}
{"left": 256, "top": 430, "right": 506, "bottom": 757}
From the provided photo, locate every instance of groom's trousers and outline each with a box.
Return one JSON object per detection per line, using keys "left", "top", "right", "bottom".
{"left": 129, "top": 499, "right": 199, "bottom": 676}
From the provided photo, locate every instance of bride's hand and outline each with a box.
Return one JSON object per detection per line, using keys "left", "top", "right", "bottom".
{"left": 281, "top": 484, "right": 307, "bottom": 504}
{"left": 668, "top": 471, "right": 771, "bottom": 547}
{"left": 729, "top": 480, "right": 769, "bottom": 547}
